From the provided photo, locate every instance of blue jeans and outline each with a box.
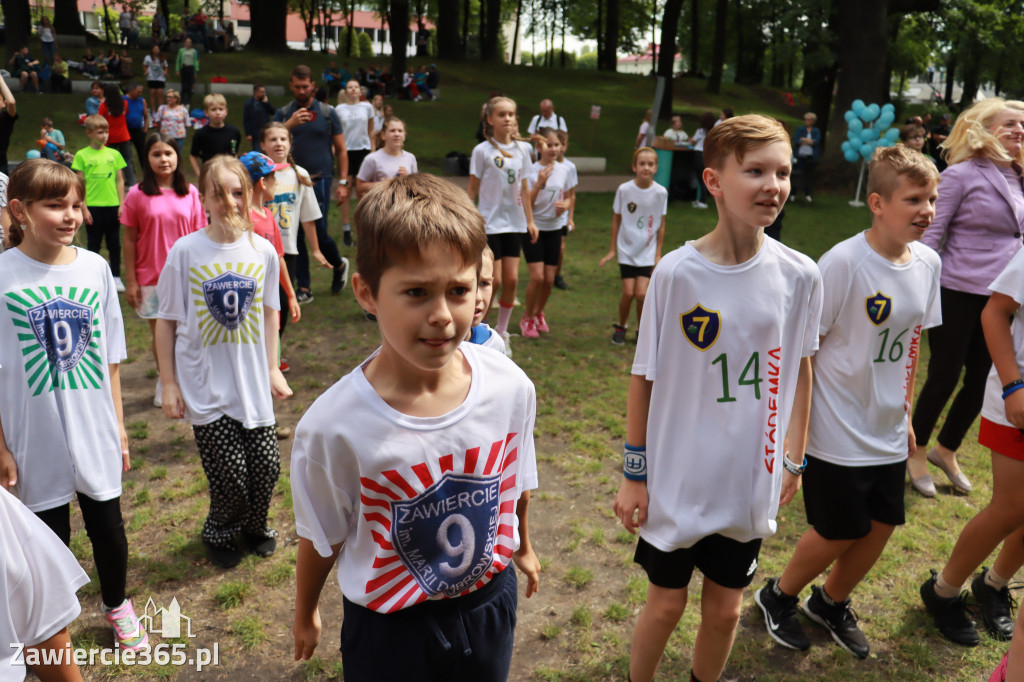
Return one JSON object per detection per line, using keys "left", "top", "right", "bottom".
{"left": 296, "top": 175, "right": 343, "bottom": 291}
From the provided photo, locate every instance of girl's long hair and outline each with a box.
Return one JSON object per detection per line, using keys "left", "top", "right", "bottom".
{"left": 198, "top": 156, "right": 253, "bottom": 243}
{"left": 3, "top": 159, "right": 84, "bottom": 248}
{"left": 140, "top": 132, "right": 189, "bottom": 197}
{"left": 482, "top": 96, "right": 527, "bottom": 158}
{"left": 259, "top": 122, "right": 312, "bottom": 187}
{"left": 103, "top": 83, "right": 124, "bottom": 117}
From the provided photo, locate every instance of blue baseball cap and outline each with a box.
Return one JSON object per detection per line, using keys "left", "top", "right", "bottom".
{"left": 239, "top": 152, "right": 288, "bottom": 183}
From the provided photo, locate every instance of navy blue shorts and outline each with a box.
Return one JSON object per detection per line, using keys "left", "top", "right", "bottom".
{"left": 340, "top": 566, "right": 518, "bottom": 681}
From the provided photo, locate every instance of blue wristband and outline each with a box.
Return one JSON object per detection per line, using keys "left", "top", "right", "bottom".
{"left": 1004, "top": 382, "right": 1024, "bottom": 400}
{"left": 623, "top": 443, "right": 647, "bottom": 481}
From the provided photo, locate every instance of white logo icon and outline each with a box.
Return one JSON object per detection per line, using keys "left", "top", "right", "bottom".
{"left": 139, "top": 597, "right": 195, "bottom": 639}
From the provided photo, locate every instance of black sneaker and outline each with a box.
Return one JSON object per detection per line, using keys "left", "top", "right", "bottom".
{"left": 553, "top": 274, "right": 569, "bottom": 290}
{"left": 611, "top": 324, "right": 627, "bottom": 346}
{"left": 802, "top": 585, "right": 870, "bottom": 659}
{"left": 205, "top": 541, "right": 242, "bottom": 569}
{"left": 331, "top": 257, "right": 350, "bottom": 294}
{"left": 754, "top": 578, "right": 810, "bottom": 651}
{"left": 245, "top": 533, "right": 277, "bottom": 558}
{"left": 296, "top": 290, "right": 314, "bottom": 305}
{"left": 343, "top": 230, "right": 354, "bottom": 247}
{"left": 920, "top": 569, "right": 980, "bottom": 646}
{"left": 972, "top": 568, "right": 1016, "bottom": 640}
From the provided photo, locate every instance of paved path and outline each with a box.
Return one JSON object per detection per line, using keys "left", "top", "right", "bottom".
{"left": 444, "top": 175, "right": 633, "bottom": 193}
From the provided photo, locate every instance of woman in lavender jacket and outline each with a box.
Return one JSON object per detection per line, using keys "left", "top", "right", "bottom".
{"left": 911, "top": 97, "right": 1024, "bottom": 499}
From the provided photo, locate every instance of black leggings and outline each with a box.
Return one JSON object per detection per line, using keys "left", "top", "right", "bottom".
{"left": 911, "top": 287, "right": 992, "bottom": 451}
{"left": 36, "top": 493, "right": 128, "bottom": 608}
{"left": 85, "top": 205, "right": 121, "bottom": 277}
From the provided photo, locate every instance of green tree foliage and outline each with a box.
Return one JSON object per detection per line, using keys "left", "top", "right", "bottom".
{"left": 357, "top": 30, "right": 374, "bottom": 57}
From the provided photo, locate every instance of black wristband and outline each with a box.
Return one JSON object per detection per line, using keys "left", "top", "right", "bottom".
{"left": 1004, "top": 379, "right": 1024, "bottom": 393}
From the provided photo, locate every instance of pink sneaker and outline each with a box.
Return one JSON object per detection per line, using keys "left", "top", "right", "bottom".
{"left": 103, "top": 599, "right": 149, "bottom": 651}
{"left": 535, "top": 312, "right": 550, "bottom": 333}
{"left": 519, "top": 316, "right": 539, "bottom": 339}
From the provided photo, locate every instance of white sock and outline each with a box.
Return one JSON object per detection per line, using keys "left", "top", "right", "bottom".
{"left": 985, "top": 568, "right": 1010, "bottom": 591}
{"left": 935, "top": 573, "right": 962, "bottom": 599}
{"left": 343, "top": 223, "right": 351, "bottom": 233}
{"left": 496, "top": 303, "right": 514, "bottom": 335}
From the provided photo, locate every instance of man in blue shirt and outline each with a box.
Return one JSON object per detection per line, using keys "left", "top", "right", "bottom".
{"left": 124, "top": 83, "right": 149, "bottom": 185}
{"left": 243, "top": 84, "right": 275, "bottom": 153}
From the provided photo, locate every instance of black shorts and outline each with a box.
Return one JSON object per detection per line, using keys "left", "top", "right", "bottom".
{"left": 340, "top": 566, "right": 517, "bottom": 681}
{"left": 802, "top": 455, "right": 906, "bottom": 540}
{"left": 147, "top": 80, "right": 165, "bottom": 90}
{"left": 521, "top": 230, "right": 562, "bottom": 265}
{"left": 348, "top": 148, "right": 370, "bottom": 178}
{"left": 619, "top": 264, "right": 653, "bottom": 280}
{"left": 634, "top": 534, "right": 762, "bottom": 590}
{"left": 487, "top": 232, "right": 522, "bottom": 260}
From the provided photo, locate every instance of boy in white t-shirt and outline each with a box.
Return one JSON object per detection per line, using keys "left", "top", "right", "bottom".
{"left": 755, "top": 145, "right": 941, "bottom": 659}
{"left": 1, "top": 486, "right": 89, "bottom": 681}
{"left": 291, "top": 174, "right": 540, "bottom": 679}
{"left": 465, "top": 246, "right": 508, "bottom": 355}
{"left": 599, "top": 147, "right": 667, "bottom": 345}
{"left": 613, "top": 115, "right": 822, "bottom": 682}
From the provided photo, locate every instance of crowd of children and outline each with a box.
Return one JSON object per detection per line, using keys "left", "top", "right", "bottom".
{"left": 4, "top": 81, "right": 1024, "bottom": 682}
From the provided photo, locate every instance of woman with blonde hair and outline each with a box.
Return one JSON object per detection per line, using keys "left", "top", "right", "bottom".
{"left": 917, "top": 97, "right": 1024, "bottom": 646}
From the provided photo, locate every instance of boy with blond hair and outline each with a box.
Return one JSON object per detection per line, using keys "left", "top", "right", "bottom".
{"left": 73, "top": 114, "right": 127, "bottom": 291}
{"left": 189, "top": 93, "right": 241, "bottom": 176}
{"left": 613, "top": 115, "right": 822, "bottom": 682}
{"left": 755, "top": 145, "right": 941, "bottom": 659}
{"left": 291, "top": 174, "right": 540, "bottom": 680}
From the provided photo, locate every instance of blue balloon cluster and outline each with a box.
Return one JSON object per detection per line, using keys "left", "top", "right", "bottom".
{"left": 840, "top": 100, "right": 901, "bottom": 163}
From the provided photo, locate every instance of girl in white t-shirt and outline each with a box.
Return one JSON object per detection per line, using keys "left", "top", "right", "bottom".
{"left": 0, "top": 159, "right": 148, "bottom": 651}
{"left": 355, "top": 116, "right": 418, "bottom": 195}
{"left": 261, "top": 121, "right": 331, "bottom": 358}
{"left": 336, "top": 80, "right": 376, "bottom": 245}
{"left": 155, "top": 156, "right": 293, "bottom": 570}
{"left": 467, "top": 96, "right": 538, "bottom": 343}
{"left": 143, "top": 45, "right": 168, "bottom": 115}
{"left": 521, "top": 128, "right": 576, "bottom": 338}
{"left": 599, "top": 147, "right": 667, "bottom": 345}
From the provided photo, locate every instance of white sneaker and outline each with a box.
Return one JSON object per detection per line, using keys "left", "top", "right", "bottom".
{"left": 114, "top": 277, "right": 126, "bottom": 293}
{"left": 153, "top": 378, "right": 162, "bottom": 408}
{"left": 693, "top": 201, "right": 708, "bottom": 209}
{"left": 500, "top": 331, "right": 513, "bottom": 359}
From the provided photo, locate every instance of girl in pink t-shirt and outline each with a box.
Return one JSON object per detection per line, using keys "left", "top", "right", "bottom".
{"left": 121, "top": 132, "right": 206, "bottom": 406}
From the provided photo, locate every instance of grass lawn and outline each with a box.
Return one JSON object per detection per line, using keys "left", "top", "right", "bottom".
{"left": 13, "top": 45, "right": 1007, "bottom": 680}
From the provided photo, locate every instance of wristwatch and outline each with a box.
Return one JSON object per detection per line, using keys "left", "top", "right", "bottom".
{"left": 339, "top": 179, "right": 349, "bottom": 186}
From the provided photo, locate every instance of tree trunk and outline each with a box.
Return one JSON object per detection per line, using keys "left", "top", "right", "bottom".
{"left": 1, "top": 0, "right": 29, "bottom": 56}
{"left": 689, "top": 0, "right": 699, "bottom": 75}
{"left": 461, "top": 0, "right": 469, "bottom": 55}
{"left": 596, "top": 0, "right": 604, "bottom": 68}
{"left": 483, "top": 0, "right": 501, "bottom": 61}
{"left": 943, "top": 55, "right": 956, "bottom": 105}
{"left": 438, "top": 0, "right": 462, "bottom": 59}
{"left": 600, "top": 0, "right": 618, "bottom": 71}
{"left": 510, "top": 0, "right": 523, "bottom": 64}
{"left": 560, "top": 4, "right": 566, "bottom": 68}
{"left": 657, "top": 0, "right": 684, "bottom": 118}
{"left": 391, "top": 0, "right": 409, "bottom": 77}
{"left": 100, "top": 0, "right": 112, "bottom": 43}
{"left": 706, "top": 0, "right": 727, "bottom": 93}
{"left": 248, "top": 0, "right": 289, "bottom": 50}
{"left": 53, "top": 0, "right": 86, "bottom": 35}
{"left": 478, "top": 0, "right": 486, "bottom": 58}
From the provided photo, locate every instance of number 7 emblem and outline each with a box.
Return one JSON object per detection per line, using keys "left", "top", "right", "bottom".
{"left": 680, "top": 304, "right": 721, "bottom": 351}
{"left": 865, "top": 292, "right": 892, "bottom": 326}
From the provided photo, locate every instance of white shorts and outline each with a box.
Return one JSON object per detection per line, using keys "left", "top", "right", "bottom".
{"left": 136, "top": 285, "right": 160, "bottom": 320}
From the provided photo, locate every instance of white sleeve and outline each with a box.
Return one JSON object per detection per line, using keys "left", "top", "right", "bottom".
{"left": 263, "top": 244, "right": 280, "bottom": 312}
{"left": 527, "top": 115, "right": 539, "bottom": 135}
{"left": 922, "top": 255, "right": 943, "bottom": 330}
{"left": 297, "top": 176, "right": 323, "bottom": 223}
{"left": 991, "top": 249, "right": 1024, "bottom": 304}
{"left": 658, "top": 188, "right": 668, "bottom": 216}
{"left": 408, "top": 153, "right": 418, "bottom": 175}
{"left": 612, "top": 185, "right": 625, "bottom": 215}
{"left": 291, "top": 412, "right": 358, "bottom": 558}
{"left": 469, "top": 144, "right": 487, "bottom": 178}
{"left": 356, "top": 153, "right": 377, "bottom": 182}
{"left": 518, "top": 380, "right": 539, "bottom": 491}
{"left": 2, "top": 490, "right": 89, "bottom": 649}
{"left": 815, "top": 249, "right": 848, "bottom": 338}
{"left": 802, "top": 264, "right": 824, "bottom": 358}
{"left": 102, "top": 262, "right": 128, "bottom": 364}
{"left": 156, "top": 242, "right": 188, "bottom": 323}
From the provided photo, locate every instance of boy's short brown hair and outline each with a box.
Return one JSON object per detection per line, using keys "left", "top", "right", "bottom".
{"left": 867, "top": 145, "right": 940, "bottom": 199}
{"left": 899, "top": 124, "right": 927, "bottom": 142}
{"left": 355, "top": 174, "right": 487, "bottom": 295}
{"left": 83, "top": 114, "right": 109, "bottom": 133}
{"left": 203, "top": 93, "right": 227, "bottom": 110}
{"left": 703, "top": 114, "right": 790, "bottom": 171}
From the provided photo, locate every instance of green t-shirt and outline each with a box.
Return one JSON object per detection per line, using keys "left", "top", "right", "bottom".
{"left": 71, "top": 145, "right": 126, "bottom": 207}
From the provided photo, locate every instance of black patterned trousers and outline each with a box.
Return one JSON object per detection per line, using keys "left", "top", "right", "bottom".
{"left": 192, "top": 415, "right": 280, "bottom": 548}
